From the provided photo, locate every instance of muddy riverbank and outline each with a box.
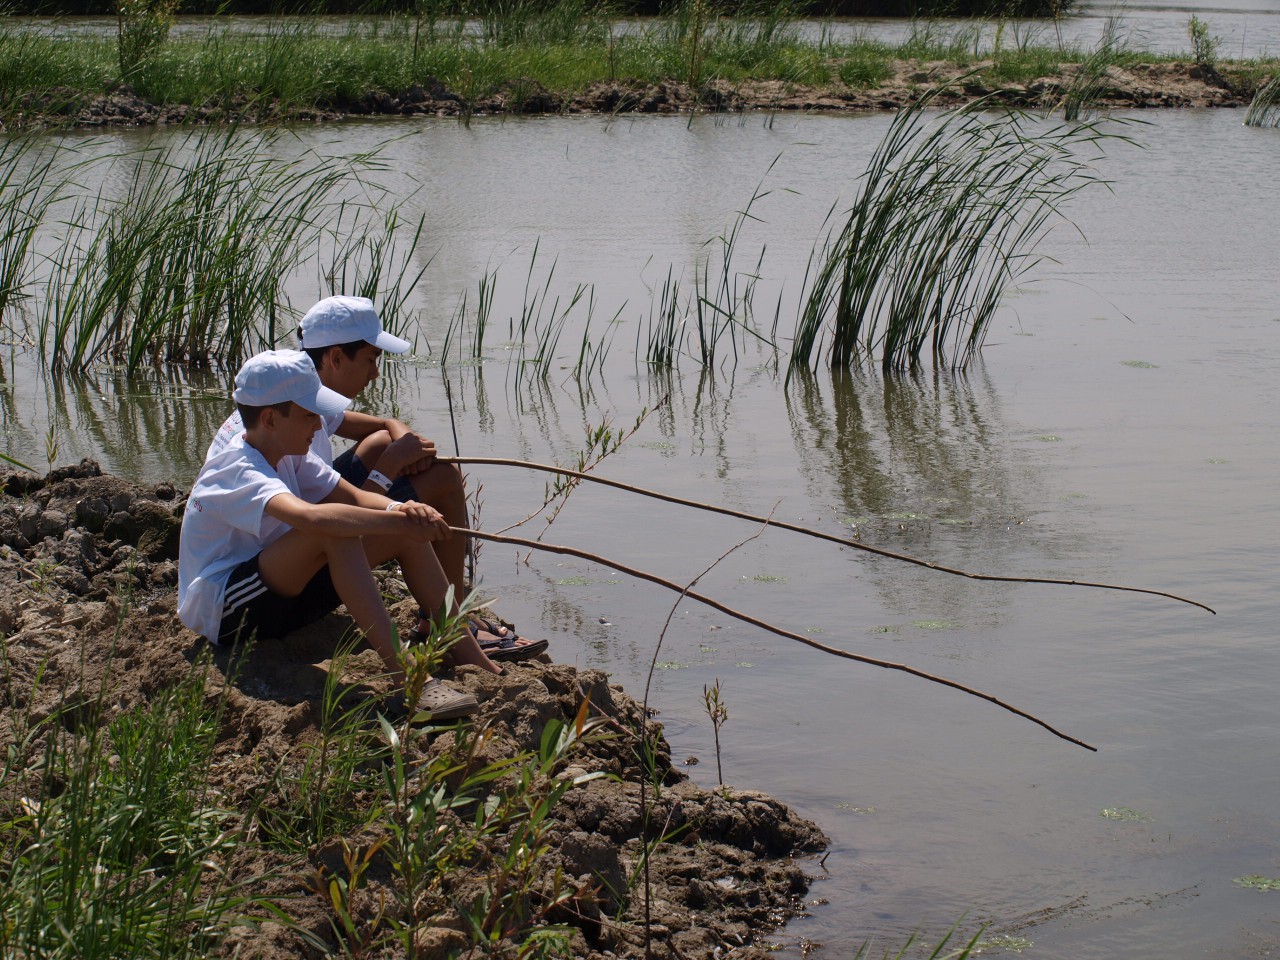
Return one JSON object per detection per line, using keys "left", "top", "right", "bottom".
{"left": 5, "top": 59, "right": 1255, "bottom": 129}
{"left": 0, "top": 459, "right": 828, "bottom": 958}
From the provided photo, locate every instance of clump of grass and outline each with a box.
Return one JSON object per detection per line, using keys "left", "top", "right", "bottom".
{"left": 0, "top": 651, "right": 269, "bottom": 960}
{"left": 1245, "top": 74, "right": 1280, "bottom": 127}
{"left": 36, "top": 129, "right": 423, "bottom": 374}
{"left": 116, "top": 0, "right": 181, "bottom": 81}
{"left": 1187, "top": 14, "right": 1219, "bottom": 70}
{"left": 0, "top": 136, "right": 63, "bottom": 325}
{"left": 1056, "top": 17, "right": 1127, "bottom": 121}
{"left": 790, "top": 83, "right": 1133, "bottom": 373}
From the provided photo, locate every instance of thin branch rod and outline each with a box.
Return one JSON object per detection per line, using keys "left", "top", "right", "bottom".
{"left": 457, "top": 526, "right": 1097, "bottom": 752}
{"left": 443, "top": 456, "right": 1214, "bottom": 615}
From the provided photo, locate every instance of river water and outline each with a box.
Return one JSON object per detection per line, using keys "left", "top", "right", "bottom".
{"left": 16, "top": 0, "right": 1280, "bottom": 57}
{"left": 2, "top": 106, "right": 1279, "bottom": 957}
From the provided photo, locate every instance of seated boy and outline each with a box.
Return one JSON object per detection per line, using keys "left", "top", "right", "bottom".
{"left": 179, "top": 349, "right": 502, "bottom": 719}
{"left": 205, "top": 295, "right": 543, "bottom": 661}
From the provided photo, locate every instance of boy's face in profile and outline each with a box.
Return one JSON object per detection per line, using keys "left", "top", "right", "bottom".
{"left": 326, "top": 344, "right": 383, "bottom": 400}
{"left": 272, "top": 402, "right": 323, "bottom": 456}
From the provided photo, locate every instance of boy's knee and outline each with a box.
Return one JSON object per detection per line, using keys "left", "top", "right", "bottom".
{"left": 413, "top": 461, "right": 465, "bottom": 499}
{"left": 355, "top": 430, "right": 392, "bottom": 464}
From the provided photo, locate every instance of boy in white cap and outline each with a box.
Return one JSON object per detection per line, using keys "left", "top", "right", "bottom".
{"left": 179, "top": 349, "right": 498, "bottom": 719}
{"left": 296, "top": 295, "right": 544, "bottom": 661}
{"left": 205, "top": 297, "right": 545, "bottom": 662}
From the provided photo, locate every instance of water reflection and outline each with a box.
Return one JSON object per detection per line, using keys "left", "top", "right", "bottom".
{"left": 785, "top": 365, "right": 1084, "bottom": 626}
{"left": 2, "top": 361, "right": 230, "bottom": 481}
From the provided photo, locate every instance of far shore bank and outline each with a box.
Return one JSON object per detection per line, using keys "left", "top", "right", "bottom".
{"left": 3, "top": 58, "right": 1262, "bottom": 129}
{"left": 4, "top": 5, "right": 1275, "bottom": 132}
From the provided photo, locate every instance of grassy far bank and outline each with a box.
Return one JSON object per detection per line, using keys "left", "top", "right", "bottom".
{"left": 1, "top": 7, "right": 1277, "bottom": 125}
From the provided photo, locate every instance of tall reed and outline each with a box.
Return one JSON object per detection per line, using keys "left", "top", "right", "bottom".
{"left": 1245, "top": 74, "right": 1280, "bottom": 127}
{"left": 37, "top": 130, "right": 422, "bottom": 373}
{"left": 0, "top": 137, "right": 64, "bottom": 324}
{"left": 790, "top": 85, "right": 1130, "bottom": 373}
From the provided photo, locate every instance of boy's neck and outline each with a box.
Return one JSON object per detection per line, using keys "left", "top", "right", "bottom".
{"left": 244, "top": 429, "right": 284, "bottom": 470}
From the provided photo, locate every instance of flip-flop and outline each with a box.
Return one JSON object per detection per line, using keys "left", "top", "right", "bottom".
{"left": 481, "top": 634, "right": 549, "bottom": 663}
{"left": 469, "top": 615, "right": 517, "bottom": 640}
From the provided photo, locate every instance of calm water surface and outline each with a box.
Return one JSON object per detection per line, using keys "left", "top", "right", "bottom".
{"left": 2, "top": 108, "right": 1278, "bottom": 957}
{"left": 16, "top": 0, "right": 1280, "bottom": 57}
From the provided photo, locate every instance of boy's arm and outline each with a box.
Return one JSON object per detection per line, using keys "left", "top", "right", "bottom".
{"left": 335, "top": 411, "right": 438, "bottom": 479}
{"left": 263, "top": 487, "right": 450, "bottom": 541}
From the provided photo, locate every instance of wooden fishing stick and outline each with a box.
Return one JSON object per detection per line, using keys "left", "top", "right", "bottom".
{"left": 443, "top": 456, "right": 1214, "bottom": 615}
{"left": 456, "top": 526, "right": 1098, "bottom": 752}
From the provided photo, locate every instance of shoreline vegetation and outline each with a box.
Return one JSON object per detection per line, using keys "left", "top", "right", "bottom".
{"left": 0, "top": 460, "right": 829, "bottom": 958}
{"left": 1, "top": 7, "right": 1276, "bottom": 128}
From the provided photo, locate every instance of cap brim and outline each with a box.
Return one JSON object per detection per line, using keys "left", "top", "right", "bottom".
{"left": 372, "top": 330, "right": 412, "bottom": 354}
{"left": 294, "top": 383, "right": 351, "bottom": 418}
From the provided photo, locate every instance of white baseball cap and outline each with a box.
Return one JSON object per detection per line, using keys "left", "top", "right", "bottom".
{"left": 232, "top": 350, "right": 350, "bottom": 417}
{"left": 298, "top": 295, "right": 411, "bottom": 354}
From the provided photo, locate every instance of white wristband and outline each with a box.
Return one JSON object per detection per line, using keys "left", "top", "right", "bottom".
{"left": 385, "top": 501, "right": 401, "bottom": 512}
{"left": 367, "top": 469, "right": 393, "bottom": 491}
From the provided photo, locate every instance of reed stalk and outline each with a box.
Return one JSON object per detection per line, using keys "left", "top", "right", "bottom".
{"left": 790, "top": 83, "right": 1131, "bottom": 373}
{"left": 0, "top": 137, "right": 63, "bottom": 325}
{"left": 35, "top": 130, "right": 422, "bottom": 373}
{"left": 1245, "top": 74, "right": 1280, "bottom": 127}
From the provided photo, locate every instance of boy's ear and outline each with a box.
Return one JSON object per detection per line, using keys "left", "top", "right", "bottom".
{"left": 322, "top": 345, "right": 344, "bottom": 370}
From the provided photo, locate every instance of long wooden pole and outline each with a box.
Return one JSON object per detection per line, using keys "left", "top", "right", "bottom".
{"left": 456, "top": 526, "right": 1098, "bottom": 752}
{"left": 443, "top": 456, "right": 1214, "bottom": 615}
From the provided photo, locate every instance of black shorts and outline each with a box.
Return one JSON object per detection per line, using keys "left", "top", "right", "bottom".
{"left": 216, "top": 554, "right": 342, "bottom": 646}
{"left": 333, "top": 448, "right": 417, "bottom": 502}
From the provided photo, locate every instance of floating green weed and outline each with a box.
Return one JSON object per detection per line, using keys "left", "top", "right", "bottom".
{"left": 655, "top": 660, "right": 689, "bottom": 670}
{"left": 835, "top": 803, "right": 876, "bottom": 814}
{"left": 1234, "top": 875, "right": 1280, "bottom": 892}
{"left": 734, "top": 661, "right": 754, "bottom": 668}
{"left": 1121, "top": 360, "right": 1158, "bottom": 369}
{"left": 1100, "top": 806, "right": 1152, "bottom": 822}
{"left": 1035, "top": 434, "right": 1061, "bottom": 442}
{"left": 1205, "top": 458, "right": 1227, "bottom": 464}
{"left": 977, "top": 934, "right": 1034, "bottom": 952}
{"left": 750, "top": 574, "right": 788, "bottom": 583}
{"left": 913, "top": 619, "right": 959, "bottom": 630}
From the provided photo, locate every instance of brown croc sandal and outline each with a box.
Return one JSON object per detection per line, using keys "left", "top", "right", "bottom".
{"left": 411, "top": 679, "right": 478, "bottom": 721}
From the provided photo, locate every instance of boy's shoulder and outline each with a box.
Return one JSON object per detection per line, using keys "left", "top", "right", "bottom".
{"left": 206, "top": 409, "right": 246, "bottom": 462}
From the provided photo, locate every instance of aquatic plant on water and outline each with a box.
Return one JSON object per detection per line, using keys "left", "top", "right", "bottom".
{"left": 35, "top": 129, "right": 423, "bottom": 374}
{"left": 790, "top": 83, "right": 1134, "bottom": 373}
{"left": 1245, "top": 74, "right": 1280, "bottom": 127}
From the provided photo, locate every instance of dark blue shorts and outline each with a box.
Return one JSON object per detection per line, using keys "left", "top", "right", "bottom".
{"left": 333, "top": 448, "right": 417, "bottom": 502}
{"left": 216, "top": 554, "right": 341, "bottom": 646}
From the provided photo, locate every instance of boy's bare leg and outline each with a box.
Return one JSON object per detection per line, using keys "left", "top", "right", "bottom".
{"left": 258, "top": 529, "right": 407, "bottom": 685}
{"left": 408, "top": 462, "right": 468, "bottom": 601}
{"left": 363, "top": 533, "right": 502, "bottom": 675}
{"left": 354, "top": 432, "right": 470, "bottom": 604}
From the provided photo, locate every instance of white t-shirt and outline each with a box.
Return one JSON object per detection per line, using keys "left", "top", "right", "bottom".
{"left": 178, "top": 431, "right": 341, "bottom": 640}
{"left": 206, "top": 408, "right": 344, "bottom": 466}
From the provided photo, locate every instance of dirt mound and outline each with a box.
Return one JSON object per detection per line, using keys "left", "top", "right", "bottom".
{"left": 0, "top": 461, "right": 827, "bottom": 958}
